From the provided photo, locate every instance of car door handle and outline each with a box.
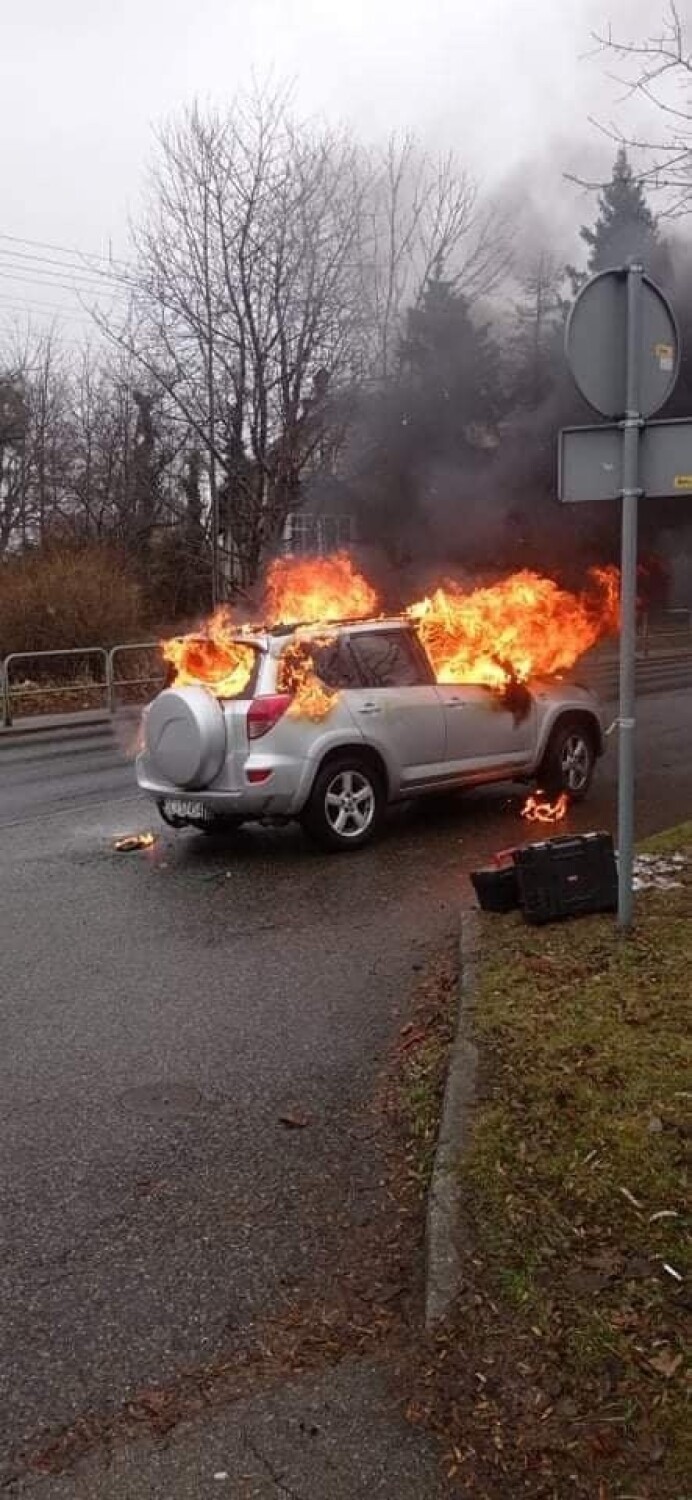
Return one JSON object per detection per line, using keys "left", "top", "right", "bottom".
{"left": 443, "top": 697, "right": 467, "bottom": 707}
{"left": 358, "top": 703, "right": 382, "bottom": 715}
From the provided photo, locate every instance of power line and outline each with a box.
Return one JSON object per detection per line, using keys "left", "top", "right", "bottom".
{"left": 0, "top": 304, "right": 99, "bottom": 332}
{"left": 0, "top": 255, "right": 130, "bottom": 293}
{"left": 0, "top": 246, "right": 132, "bottom": 288}
{"left": 0, "top": 229, "right": 134, "bottom": 272}
{"left": 0, "top": 269, "right": 130, "bottom": 302}
{"left": 0, "top": 287, "right": 97, "bottom": 314}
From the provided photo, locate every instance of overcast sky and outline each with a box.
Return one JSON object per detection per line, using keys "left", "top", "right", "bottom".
{"left": 1, "top": 0, "right": 655, "bottom": 334}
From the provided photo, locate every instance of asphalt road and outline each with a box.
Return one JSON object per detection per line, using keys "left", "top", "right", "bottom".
{"left": 1, "top": 689, "right": 691, "bottom": 1482}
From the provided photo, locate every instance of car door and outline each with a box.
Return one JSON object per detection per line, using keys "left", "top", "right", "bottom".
{"left": 344, "top": 628, "right": 447, "bottom": 791}
{"left": 437, "top": 681, "right": 536, "bottom": 781}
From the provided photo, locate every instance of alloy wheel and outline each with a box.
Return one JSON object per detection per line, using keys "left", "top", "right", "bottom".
{"left": 324, "top": 769, "right": 376, "bottom": 839}
{"left": 560, "top": 733, "right": 591, "bottom": 793}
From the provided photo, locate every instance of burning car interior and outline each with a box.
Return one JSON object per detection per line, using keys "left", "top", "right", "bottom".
{"left": 160, "top": 550, "right": 620, "bottom": 716}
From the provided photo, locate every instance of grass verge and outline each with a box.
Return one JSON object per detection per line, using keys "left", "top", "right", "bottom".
{"left": 408, "top": 825, "right": 691, "bottom": 1498}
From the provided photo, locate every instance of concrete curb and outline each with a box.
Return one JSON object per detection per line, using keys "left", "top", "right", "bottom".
{"left": 424, "top": 906, "right": 481, "bottom": 1329}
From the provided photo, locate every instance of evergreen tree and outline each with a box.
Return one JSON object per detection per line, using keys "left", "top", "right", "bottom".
{"left": 580, "top": 147, "right": 659, "bottom": 273}
{"left": 398, "top": 261, "right": 501, "bottom": 459}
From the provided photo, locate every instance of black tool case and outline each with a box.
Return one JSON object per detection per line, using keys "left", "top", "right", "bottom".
{"left": 470, "top": 864, "right": 520, "bottom": 913}
{"left": 514, "top": 832, "right": 618, "bottom": 925}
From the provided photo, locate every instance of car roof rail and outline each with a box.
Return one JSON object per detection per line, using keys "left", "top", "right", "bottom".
{"left": 268, "top": 614, "right": 407, "bottom": 636}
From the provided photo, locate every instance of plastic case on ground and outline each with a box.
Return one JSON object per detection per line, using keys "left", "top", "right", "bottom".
{"left": 514, "top": 832, "right": 618, "bottom": 925}
{"left": 470, "top": 864, "right": 520, "bottom": 913}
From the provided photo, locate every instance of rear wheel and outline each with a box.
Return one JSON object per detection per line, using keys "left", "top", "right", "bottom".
{"left": 302, "top": 755, "right": 385, "bottom": 852}
{"left": 539, "top": 719, "right": 596, "bottom": 801}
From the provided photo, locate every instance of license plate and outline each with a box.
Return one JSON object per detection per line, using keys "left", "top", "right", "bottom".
{"left": 165, "top": 799, "right": 211, "bottom": 822}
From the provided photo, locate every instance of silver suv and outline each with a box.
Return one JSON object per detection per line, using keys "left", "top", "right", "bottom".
{"left": 136, "top": 618, "right": 605, "bottom": 852}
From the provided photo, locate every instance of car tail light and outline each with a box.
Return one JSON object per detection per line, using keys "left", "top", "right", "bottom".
{"left": 247, "top": 693, "right": 292, "bottom": 740}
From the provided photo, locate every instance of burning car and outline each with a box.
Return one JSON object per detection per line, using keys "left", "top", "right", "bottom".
{"left": 136, "top": 556, "right": 612, "bottom": 851}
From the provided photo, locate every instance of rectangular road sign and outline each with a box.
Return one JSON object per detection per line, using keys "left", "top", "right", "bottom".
{"left": 558, "top": 416, "right": 692, "bottom": 502}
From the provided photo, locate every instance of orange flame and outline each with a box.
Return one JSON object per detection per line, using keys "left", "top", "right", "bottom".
{"left": 264, "top": 552, "right": 378, "bottom": 625}
{"left": 159, "top": 555, "right": 620, "bottom": 726}
{"left": 162, "top": 608, "right": 256, "bottom": 699}
{"left": 521, "top": 791, "right": 569, "bottom": 824}
{"left": 278, "top": 635, "right": 339, "bottom": 722}
{"left": 114, "top": 831, "right": 156, "bottom": 851}
{"left": 407, "top": 566, "right": 619, "bottom": 688}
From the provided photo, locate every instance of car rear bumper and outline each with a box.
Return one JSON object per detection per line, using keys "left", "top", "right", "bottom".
{"left": 135, "top": 755, "right": 311, "bottom": 819}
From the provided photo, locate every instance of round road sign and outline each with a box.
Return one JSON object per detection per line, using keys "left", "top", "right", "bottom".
{"left": 565, "top": 268, "right": 680, "bottom": 420}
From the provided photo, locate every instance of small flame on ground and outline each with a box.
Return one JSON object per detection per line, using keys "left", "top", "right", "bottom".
{"left": 114, "top": 832, "right": 156, "bottom": 852}
{"left": 521, "top": 791, "right": 569, "bottom": 825}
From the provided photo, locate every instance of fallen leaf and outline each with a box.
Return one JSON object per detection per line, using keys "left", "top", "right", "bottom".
{"left": 279, "top": 1110, "right": 311, "bottom": 1130}
{"left": 136, "top": 1388, "right": 168, "bottom": 1413}
{"left": 648, "top": 1349, "right": 683, "bottom": 1379}
{"left": 134, "top": 1179, "right": 168, "bottom": 1198}
{"left": 400, "top": 1028, "right": 427, "bottom": 1051}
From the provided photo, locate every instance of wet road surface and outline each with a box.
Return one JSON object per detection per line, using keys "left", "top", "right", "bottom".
{"left": 1, "top": 689, "right": 691, "bottom": 1477}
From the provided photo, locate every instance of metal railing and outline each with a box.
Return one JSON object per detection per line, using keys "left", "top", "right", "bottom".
{"left": 2, "top": 617, "right": 692, "bottom": 728}
{"left": 1, "top": 642, "right": 164, "bottom": 728}
{"left": 108, "top": 643, "right": 166, "bottom": 711}
{"left": 638, "top": 608, "right": 692, "bottom": 658}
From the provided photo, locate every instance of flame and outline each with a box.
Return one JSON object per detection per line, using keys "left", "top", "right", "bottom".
{"left": 407, "top": 566, "right": 619, "bottom": 688}
{"left": 264, "top": 552, "right": 378, "bottom": 625}
{"left": 521, "top": 791, "right": 569, "bottom": 824}
{"left": 162, "top": 609, "right": 255, "bottom": 699}
{"left": 278, "top": 635, "right": 339, "bottom": 722}
{"left": 114, "top": 832, "right": 156, "bottom": 851}
{"left": 160, "top": 553, "right": 376, "bottom": 713}
{"left": 159, "top": 555, "right": 620, "bottom": 727}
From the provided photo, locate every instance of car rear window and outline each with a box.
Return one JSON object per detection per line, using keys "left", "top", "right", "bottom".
{"left": 349, "top": 629, "right": 431, "bottom": 688}
{"left": 164, "top": 638, "right": 263, "bottom": 699}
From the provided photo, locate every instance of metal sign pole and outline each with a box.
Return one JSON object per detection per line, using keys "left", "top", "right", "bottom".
{"left": 618, "top": 262, "right": 644, "bottom": 929}
{"left": 562, "top": 264, "right": 683, "bottom": 926}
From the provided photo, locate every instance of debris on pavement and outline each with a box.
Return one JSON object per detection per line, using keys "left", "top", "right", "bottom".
{"left": 278, "top": 1110, "right": 312, "bottom": 1130}
{"left": 632, "top": 851, "right": 687, "bottom": 890}
{"left": 113, "top": 832, "right": 156, "bottom": 852}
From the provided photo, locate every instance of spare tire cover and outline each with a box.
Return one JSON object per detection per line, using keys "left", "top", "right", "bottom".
{"left": 145, "top": 686, "right": 226, "bottom": 789}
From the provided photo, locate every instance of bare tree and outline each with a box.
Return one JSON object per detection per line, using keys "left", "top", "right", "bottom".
{"left": 99, "top": 92, "right": 510, "bottom": 595}
{"left": 100, "top": 90, "right": 373, "bottom": 593}
{"left": 593, "top": 4, "right": 692, "bottom": 215}
{"left": 362, "top": 136, "right": 511, "bottom": 376}
{"left": 511, "top": 252, "right": 566, "bottom": 407}
{"left": 0, "top": 370, "right": 28, "bottom": 553}
{"left": 0, "top": 327, "right": 73, "bottom": 552}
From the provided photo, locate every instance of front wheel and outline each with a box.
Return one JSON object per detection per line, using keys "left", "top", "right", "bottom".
{"left": 301, "top": 756, "right": 385, "bottom": 852}
{"left": 539, "top": 720, "right": 597, "bottom": 802}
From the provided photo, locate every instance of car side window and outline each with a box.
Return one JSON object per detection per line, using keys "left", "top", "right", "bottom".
{"left": 350, "top": 630, "right": 431, "bottom": 688}
{"left": 310, "top": 638, "right": 362, "bottom": 689}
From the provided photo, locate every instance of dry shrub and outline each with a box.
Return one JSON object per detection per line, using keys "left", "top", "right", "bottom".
{"left": 0, "top": 544, "right": 145, "bottom": 657}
